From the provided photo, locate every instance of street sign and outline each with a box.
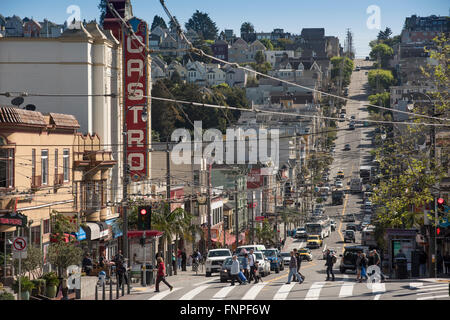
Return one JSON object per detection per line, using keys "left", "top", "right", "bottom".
{"left": 13, "top": 237, "right": 27, "bottom": 251}
{"left": 12, "top": 237, "right": 27, "bottom": 259}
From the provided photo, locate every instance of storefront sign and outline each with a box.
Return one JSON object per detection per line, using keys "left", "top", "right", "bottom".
{"left": 0, "top": 212, "right": 27, "bottom": 227}
{"left": 123, "top": 17, "right": 149, "bottom": 181}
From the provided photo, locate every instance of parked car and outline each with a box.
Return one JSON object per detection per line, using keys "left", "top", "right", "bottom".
{"left": 262, "top": 249, "right": 284, "bottom": 273}
{"left": 254, "top": 251, "right": 271, "bottom": 276}
{"left": 295, "top": 227, "right": 308, "bottom": 239}
{"left": 280, "top": 252, "right": 291, "bottom": 266}
{"left": 339, "top": 113, "right": 346, "bottom": 122}
{"left": 344, "top": 144, "right": 351, "bottom": 151}
{"left": 220, "top": 256, "right": 246, "bottom": 282}
{"left": 350, "top": 115, "right": 356, "bottom": 120}
{"left": 339, "top": 246, "right": 370, "bottom": 273}
{"left": 205, "top": 249, "right": 232, "bottom": 277}
{"left": 335, "top": 180, "right": 344, "bottom": 188}
{"left": 306, "top": 235, "right": 323, "bottom": 249}
{"left": 298, "top": 248, "right": 313, "bottom": 261}
{"left": 364, "top": 205, "right": 373, "bottom": 214}
{"left": 349, "top": 123, "right": 355, "bottom": 130}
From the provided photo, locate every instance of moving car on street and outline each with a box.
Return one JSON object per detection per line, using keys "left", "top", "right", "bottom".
{"left": 295, "top": 227, "right": 308, "bottom": 239}
{"left": 205, "top": 249, "right": 232, "bottom": 277}
{"left": 220, "top": 256, "right": 246, "bottom": 282}
{"left": 280, "top": 252, "right": 291, "bottom": 266}
{"left": 343, "top": 214, "right": 355, "bottom": 222}
{"left": 298, "top": 248, "right": 313, "bottom": 261}
{"left": 262, "top": 249, "right": 284, "bottom": 273}
{"left": 235, "top": 245, "right": 266, "bottom": 256}
{"left": 330, "top": 220, "right": 336, "bottom": 231}
{"left": 337, "top": 170, "right": 345, "bottom": 179}
{"left": 344, "top": 144, "right": 351, "bottom": 151}
{"left": 254, "top": 251, "right": 271, "bottom": 276}
{"left": 344, "top": 230, "right": 356, "bottom": 243}
{"left": 332, "top": 189, "right": 345, "bottom": 205}
{"left": 335, "top": 179, "right": 344, "bottom": 188}
{"left": 306, "top": 235, "right": 323, "bottom": 249}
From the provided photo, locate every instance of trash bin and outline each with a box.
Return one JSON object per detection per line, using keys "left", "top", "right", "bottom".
{"left": 141, "top": 264, "right": 152, "bottom": 285}
{"left": 395, "top": 257, "right": 408, "bottom": 279}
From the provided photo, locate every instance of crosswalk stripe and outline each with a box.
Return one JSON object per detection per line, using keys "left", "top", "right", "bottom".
{"left": 242, "top": 282, "right": 266, "bottom": 300}
{"left": 417, "top": 290, "right": 448, "bottom": 296}
{"left": 212, "top": 285, "right": 236, "bottom": 300}
{"left": 410, "top": 282, "right": 423, "bottom": 289}
{"left": 369, "top": 282, "right": 385, "bottom": 294}
{"left": 179, "top": 285, "right": 210, "bottom": 300}
{"left": 416, "top": 285, "right": 448, "bottom": 292}
{"left": 305, "top": 282, "right": 326, "bottom": 300}
{"left": 148, "top": 287, "right": 182, "bottom": 300}
{"left": 193, "top": 278, "right": 217, "bottom": 286}
{"left": 273, "top": 283, "right": 296, "bottom": 300}
{"left": 417, "top": 294, "right": 449, "bottom": 300}
{"left": 339, "top": 275, "right": 354, "bottom": 298}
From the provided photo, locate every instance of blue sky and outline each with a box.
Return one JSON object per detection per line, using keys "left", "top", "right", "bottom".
{"left": 2, "top": 0, "right": 448, "bottom": 56}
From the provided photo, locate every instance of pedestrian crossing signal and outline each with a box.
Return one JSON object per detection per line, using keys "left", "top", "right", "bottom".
{"left": 436, "top": 227, "right": 441, "bottom": 236}
{"left": 137, "top": 206, "right": 152, "bottom": 230}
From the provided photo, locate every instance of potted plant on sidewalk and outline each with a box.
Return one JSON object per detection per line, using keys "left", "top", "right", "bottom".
{"left": 12, "top": 276, "right": 35, "bottom": 300}
{"left": 42, "top": 272, "right": 59, "bottom": 298}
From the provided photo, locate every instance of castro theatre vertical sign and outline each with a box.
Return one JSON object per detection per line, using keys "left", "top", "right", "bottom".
{"left": 124, "top": 17, "right": 150, "bottom": 181}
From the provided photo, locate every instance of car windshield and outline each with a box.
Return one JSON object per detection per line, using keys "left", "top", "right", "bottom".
{"left": 308, "top": 236, "right": 319, "bottom": 240}
{"left": 223, "top": 257, "right": 245, "bottom": 266}
{"left": 208, "top": 250, "right": 231, "bottom": 257}
{"left": 280, "top": 252, "right": 290, "bottom": 257}
{"left": 297, "top": 228, "right": 305, "bottom": 232}
{"left": 262, "top": 250, "right": 277, "bottom": 257}
{"left": 299, "top": 249, "right": 308, "bottom": 253}
{"left": 254, "top": 253, "right": 264, "bottom": 260}
{"left": 346, "top": 231, "right": 354, "bottom": 235}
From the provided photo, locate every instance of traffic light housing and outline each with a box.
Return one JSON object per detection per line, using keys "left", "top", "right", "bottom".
{"left": 437, "top": 198, "right": 448, "bottom": 217}
{"left": 137, "top": 206, "right": 152, "bottom": 230}
{"left": 436, "top": 227, "right": 441, "bottom": 236}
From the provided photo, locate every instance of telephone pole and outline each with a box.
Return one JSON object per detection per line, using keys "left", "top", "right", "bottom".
{"left": 207, "top": 163, "right": 212, "bottom": 251}
{"left": 235, "top": 179, "right": 239, "bottom": 251}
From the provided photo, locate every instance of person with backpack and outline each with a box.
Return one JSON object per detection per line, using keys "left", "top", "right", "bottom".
{"left": 325, "top": 249, "right": 336, "bottom": 281}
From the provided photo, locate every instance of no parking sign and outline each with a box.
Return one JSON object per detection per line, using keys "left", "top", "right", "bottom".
{"left": 12, "top": 237, "right": 27, "bottom": 259}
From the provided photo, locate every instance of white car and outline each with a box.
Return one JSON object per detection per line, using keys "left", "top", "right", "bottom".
{"left": 254, "top": 251, "right": 271, "bottom": 277}
{"left": 335, "top": 180, "right": 343, "bottom": 188}
{"left": 280, "top": 252, "right": 291, "bottom": 265}
{"left": 205, "top": 249, "right": 232, "bottom": 277}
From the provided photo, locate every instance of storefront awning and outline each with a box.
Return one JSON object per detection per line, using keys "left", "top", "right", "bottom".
{"left": 97, "top": 221, "right": 109, "bottom": 239}
{"left": 84, "top": 222, "right": 101, "bottom": 240}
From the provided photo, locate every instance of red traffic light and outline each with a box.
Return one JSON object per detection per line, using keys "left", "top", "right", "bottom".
{"left": 140, "top": 209, "right": 147, "bottom": 215}
{"left": 436, "top": 228, "right": 441, "bottom": 235}
{"left": 437, "top": 198, "right": 444, "bottom": 205}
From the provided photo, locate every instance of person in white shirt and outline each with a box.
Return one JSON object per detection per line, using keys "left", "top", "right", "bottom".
{"left": 248, "top": 249, "right": 257, "bottom": 282}
{"left": 230, "top": 255, "right": 244, "bottom": 286}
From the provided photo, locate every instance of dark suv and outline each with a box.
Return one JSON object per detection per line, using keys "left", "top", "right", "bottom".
{"left": 339, "top": 246, "right": 369, "bottom": 273}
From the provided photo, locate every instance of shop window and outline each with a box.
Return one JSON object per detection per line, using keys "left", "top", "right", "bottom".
{"left": 41, "top": 150, "right": 48, "bottom": 185}
{"left": 0, "top": 148, "right": 14, "bottom": 189}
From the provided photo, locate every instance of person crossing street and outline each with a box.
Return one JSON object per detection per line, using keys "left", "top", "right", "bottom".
{"left": 248, "top": 249, "right": 257, "bottom": 283}
{"left": 325, "top": 249, "right": 336, "bottom": 281}
{"left": 286, "top": 251, "right": 303, "bottom": 284}
{"left": 155, "top": 257, "right": 173, "bottom": 293}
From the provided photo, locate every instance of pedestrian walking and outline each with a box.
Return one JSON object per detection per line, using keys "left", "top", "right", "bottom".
{"left": 372, "top": 249, "right": 385, "bottom": 281}
{"left": 359, "top": 253, "right": 368, "bottom": 283}
{"left": 356, "top": 251, "right": 362, "bottom": 282}
{"left": 286, "top": 251, "right": 303, "bottom": 284}
{"left": 117, "top": 258, "right": 129, "bottom": 287}
{"left": 419, "top": 249, "right": 428, "bottom": 277}
{"left": 155, "top": 257, "right": 173, "bottom": 292}
{"left": 172, "top": 253, "right": 177, "bottom": 271}
{"left": 253, "top": 261, "right": 262, "bottom": 283}
{"left": 436, "top": 251, "right": 443, "bottom": 275}
{"left": 248, "top": 249, "right": 257, "bottom": 282}
{"left": 82, "top": 253, "right": 93, "bottom": 276}
{"left": 242, "top": 253, "right": 250, "bottom": 281}
{"left": 443, "top": 252, "right": 450, "bottom": 275}
{"left": 230, "top": 255, "right": 245, "bottom": 286}
{"left": 177, "top": 249, "right": 182, "bottom": 270}
{"left": 325, "top": 249, "right": 336, "bottom": 281}
{"left": 293, "top": 249, "right": 305, "bottom": 282}
{"left": 181, "top": 249, "right": 187, "bottom": 271}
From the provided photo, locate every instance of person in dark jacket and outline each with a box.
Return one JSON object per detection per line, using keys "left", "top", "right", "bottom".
{"left": 155, "top": 257, "right": 173, "bottom": 292}
{"left": 82, "top": 253, "right": 93, "bottom": 276}
{"left": 443, "top": 252, "right": 450, "bottom": 275}
{"left": 359, "top": 253, "right": 368, "bottom": 282}
{"left": 286, "top": 251, "right": 303, "bottom": 284}
{"left": 181, "top": 250, "right": 187, "bottom": 271}
{"left": 325, "top": 249, "right": 336, "bottom": 281}
{"left": 293, "top": 249, "right": 304, "bottom": 282}
{"left": 419, "top": 249, "right": 427, "bottom": 277}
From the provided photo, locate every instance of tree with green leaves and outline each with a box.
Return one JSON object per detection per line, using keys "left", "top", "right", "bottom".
{"left": 240, "top": 22, "right": 255, "bottom": 34}
{"left": 255, "top": 219, "right": 276, "bottom": 246}
{"left": 369, "top": 43, "right": 394, "bottom": 69}
{"left": 255, "top": 50, "right": 266, "bottom": 65}
{"left": 377, "top": 27, "right": 392, "bottom": 41}
{"left": 259, "top": 39, "right": 274, "bottom": 51}
{"left": 368, "top": 69, "right": 395, "bottom": 91}
{"left": 330, "top": 56, "right": 354, "bottom": 88}
{"left": 185, "top": 10, "right": 218, "bottom": 40}
{"left": 151, "top": 15, "right": 167, "bottom": 31}
{"left": 13, "top": 246, "right": 43, "bottom": 279}
{"left": 98, "top": 0, "right": 108, "bottom": 26}
{"left": 368, "top": 92, "right": 391, "bottom": 111}
{"left": 169, "top": 16, "right": 180, "bottom": 30}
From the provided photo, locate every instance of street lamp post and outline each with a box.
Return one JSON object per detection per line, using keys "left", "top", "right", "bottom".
{"left": 122, "top": 104, "right": 148, "bottom": 260}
